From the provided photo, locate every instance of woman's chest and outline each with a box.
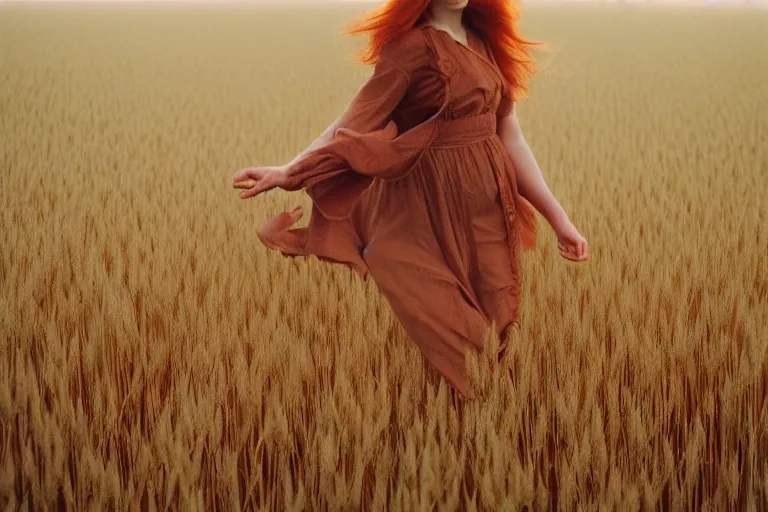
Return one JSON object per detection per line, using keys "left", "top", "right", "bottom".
{"left": 443, "top": 44, "right": 505, "bottom": 118}
{"left": 403, "top": 28, "right": 505, "bottom": 119}
{"left": 391, "top": 27, "right": 509, "bottom": 130}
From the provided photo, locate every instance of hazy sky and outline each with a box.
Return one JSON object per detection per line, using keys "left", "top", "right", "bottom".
{"left": 0, "top": 0, "right": 728, "bottom": 2}
{"left": 2, "top": 0, "right": 764, "bottom": 5}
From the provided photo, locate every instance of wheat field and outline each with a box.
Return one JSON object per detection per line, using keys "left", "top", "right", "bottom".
{"left": 1, "top": 2, "right": 767, "bottom": 510}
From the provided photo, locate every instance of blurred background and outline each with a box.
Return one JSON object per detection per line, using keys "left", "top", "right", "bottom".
{"left": 1, "top": 0, "right": 766, "bottom": 510}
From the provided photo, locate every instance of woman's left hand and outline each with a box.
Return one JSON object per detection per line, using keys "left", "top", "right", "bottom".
{"left": 555, "top": 219, "right": 589, "bottom": 262}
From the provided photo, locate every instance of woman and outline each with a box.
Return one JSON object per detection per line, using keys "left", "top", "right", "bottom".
{"left": 232, "top": 0, "right": 589, "bottom": 400}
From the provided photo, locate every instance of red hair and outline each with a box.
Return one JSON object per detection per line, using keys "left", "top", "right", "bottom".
{"left": 343, "top": 0, "right": 540, "bottom": 101}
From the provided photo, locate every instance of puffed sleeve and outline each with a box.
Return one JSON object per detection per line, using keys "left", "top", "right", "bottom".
{"left": 279, "top": 31, "right": 434, "bottom": 220}
{"left": 332, "top": 52, "right": 411, "bottom": 135}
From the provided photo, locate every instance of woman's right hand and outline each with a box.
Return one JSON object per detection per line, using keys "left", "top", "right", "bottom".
{"left": 553, "top": 217, "right": 589, "bottom": 262}
{"left": 232, "top": 165, "right": 288, "bottom": 199}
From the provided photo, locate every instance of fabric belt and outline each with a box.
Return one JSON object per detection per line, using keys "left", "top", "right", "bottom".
{"left": 432, "top": 112, "right": 497, "bottom": 148}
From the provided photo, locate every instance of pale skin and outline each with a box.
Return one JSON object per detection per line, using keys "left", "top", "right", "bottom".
{"left": 233, "top": 0, "right": 589, "bottom": 262}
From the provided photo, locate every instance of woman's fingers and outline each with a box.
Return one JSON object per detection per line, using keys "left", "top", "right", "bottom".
{"left": 233, "top": 179, "right": 256, "bottom": 189}
{"left": 289, "top": 205, "right": 304, "bottom": 223}
{"left": 239, "top": 183, "right": 269, "bottom": 199}
{"left": 233, "top": 167, "right": 267, "bottom": 198}
{"left": 238, "top": 173, "right": 280, "bottom": 199}
{"left": 557, "top": 236, "right": 589, "bottom": 262}
{"left": 232, "top": 168, "right": 252, "bottom": 183}
{"left": 232, "top": 167, "right": 264, "bottom": 184}
{"left": 557, "top": 241, "right": 588, "bottom": 261}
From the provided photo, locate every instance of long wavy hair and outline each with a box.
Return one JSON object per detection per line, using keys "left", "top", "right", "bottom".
{"left": 343, "top": 0, "right": 540, "bottom": 101}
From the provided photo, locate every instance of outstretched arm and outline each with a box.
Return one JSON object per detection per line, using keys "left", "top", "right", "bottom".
{"left": 497, "top": 104, "right": 589, "bottom": 261}
{"left": 234, "top": 54, "right": 411, "bottom": 198}
{"left": 234, "top": 102, "right": 364, "bottom": 196}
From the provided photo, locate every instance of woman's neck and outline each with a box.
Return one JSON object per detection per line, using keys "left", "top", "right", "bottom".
{"left": 426, "top": 4, "right": 466, "bottom": 36}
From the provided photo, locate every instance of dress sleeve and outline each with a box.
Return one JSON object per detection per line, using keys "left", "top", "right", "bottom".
{"left": 333, "top": 54, "right": 410, "bottom": 135}
{"left": 282, "top": 43, "right": 410, "bottom": 191}
{"left": 279, "top": 32, "right": 434, "bottom": 221}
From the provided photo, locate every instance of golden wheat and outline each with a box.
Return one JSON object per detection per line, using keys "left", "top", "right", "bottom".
{"left": 1, "top": 3, "right": 767, "bottom": 510}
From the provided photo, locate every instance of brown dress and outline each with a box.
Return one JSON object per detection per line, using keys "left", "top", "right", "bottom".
{"left": 256, "top": 25, "right": 537, "bottom": 398}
